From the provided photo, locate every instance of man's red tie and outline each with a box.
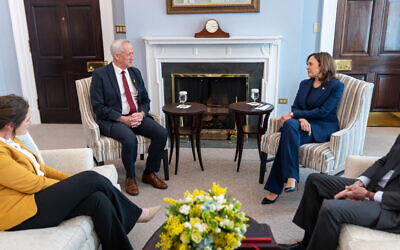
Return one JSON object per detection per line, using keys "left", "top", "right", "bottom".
{"left": 121, "top": 71, "right": 136, "bottom": 115}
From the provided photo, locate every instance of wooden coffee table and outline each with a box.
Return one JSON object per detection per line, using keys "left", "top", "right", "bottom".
{"left": 142, "top": 216, "right": 279, "bottom": 249}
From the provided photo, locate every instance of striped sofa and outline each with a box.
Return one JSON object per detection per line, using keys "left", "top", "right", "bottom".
{"left": 258, "top": 74, "right": 374, "bottom": 183}
{"left": 75, "top": 77, "right": 169, "bottom": 180}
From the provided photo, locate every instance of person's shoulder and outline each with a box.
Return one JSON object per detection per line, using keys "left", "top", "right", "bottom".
{"left": 328, "top": 78, "right": 344, "bottom": 87}
{"left": 93, "top": 63, "right": 112, "bottom": 75}
{"left": 129, "top": 66, "right": 141, "bottom": 74}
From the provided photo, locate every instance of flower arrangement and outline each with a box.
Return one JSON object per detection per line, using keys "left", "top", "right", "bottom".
{"left": 156, "top": 182, "right": 249, "bottom": 250}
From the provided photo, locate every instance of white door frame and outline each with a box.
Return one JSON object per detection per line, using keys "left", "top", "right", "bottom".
{"left": 8, "top": 0, "right": 114, "bottom": 124}
{"left": 320, "top": 0, "right": 338, "bottom": 54}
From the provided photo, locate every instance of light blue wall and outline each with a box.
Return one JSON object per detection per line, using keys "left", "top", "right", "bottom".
{"left": 0, "top": 0, "right": 322, "bottom": 116}
{"left": 124, "top": 0, "right": 321, "bottom": 115}
{"left": 299, "top": 0, "right": 323, "bottom": 81}
{"left": 0, "top": 1, "right": 22, "bottom": 96}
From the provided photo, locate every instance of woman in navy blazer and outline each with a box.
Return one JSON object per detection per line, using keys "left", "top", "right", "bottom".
{"left": 262, "top": 52, "right": 344, "bottom": 204}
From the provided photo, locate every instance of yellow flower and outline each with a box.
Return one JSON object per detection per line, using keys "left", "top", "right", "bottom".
{"left": 180, "top": 231, "right": 190, "bottom": 244}
{"left": 189, "top": 204, "right": 202, "bottom": 217}
{"left": 225, "top": 232, "right": 239, "bottom": 248}
{"left": 165, "top": 216, "right": 184, "bottom": 236}
{"left": 191, "top": 230, "right": 202, "bottom": 244}
{"left": 212, "top": 182, "right": 227, "bottom": 196}
{"left": 184, "top": 190, "right": 191, "bottom": 197}
{"left": 156, "top": 232, "right": 173, "bottom": 250}
{"left": 163, "top": 197, "right": 176, "bottom": 205}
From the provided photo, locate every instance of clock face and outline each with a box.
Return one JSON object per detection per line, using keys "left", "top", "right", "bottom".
{"left": 205, "top": 20, "right": 219, "bottom": 33}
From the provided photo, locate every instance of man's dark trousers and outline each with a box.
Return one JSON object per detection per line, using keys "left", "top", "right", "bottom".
{"left": 107, "top": 116, "right": 167, "bottom": 178}
{"left": 293, "top": 173, "right": 382, "bottom": 250}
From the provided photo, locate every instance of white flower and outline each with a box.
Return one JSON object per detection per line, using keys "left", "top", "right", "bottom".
{"left": 179, "top": 204, "right": 190, "bottom": 215}
{"left": 215, "top": 227, "right": 221, "bottom": 233}
{"left": 194, "top": 222, "right": 208, "bottom": 233}
{"left": 214, "top": 194, "right": 225, "bottom": 204}
{"left": 183, "top": 222, "right": 192, "bottom": 229}
{"left": 184, "top": 197, "right": 193, "bottom": 202}
{"left": 216, "top": 203, "right": 224, "bottom": 211}
{"left": 209, "top": 204, "right": 216, "bottom": 212}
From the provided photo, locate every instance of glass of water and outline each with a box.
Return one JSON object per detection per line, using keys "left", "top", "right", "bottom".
{"left": 250, "top": 88, "right": 259, "bottom": 105}
{"left": 178, "top": 91, "right": 187, "bottom": 108}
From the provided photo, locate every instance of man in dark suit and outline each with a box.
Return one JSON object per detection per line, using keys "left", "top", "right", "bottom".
{"left": 280, "top": 134, "right": 400, "bottom": 250}
{"left": 90, "top": 39, "right": 168, "bottom": 196}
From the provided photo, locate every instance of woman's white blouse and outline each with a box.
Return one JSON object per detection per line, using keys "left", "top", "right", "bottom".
{"left": 0, "top": 137, "right": 44, "bottom": 176}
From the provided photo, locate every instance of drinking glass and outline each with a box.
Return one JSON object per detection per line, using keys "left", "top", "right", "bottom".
{"left": 250, "top": 88, "right": 259, "bottom": 105}
{"left": 178, "top": 91, "right": 187, "bottom": 108}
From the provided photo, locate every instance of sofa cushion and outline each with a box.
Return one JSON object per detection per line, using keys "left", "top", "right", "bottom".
{"left": 338, "top": 224, "right": 400, "bottom": 250}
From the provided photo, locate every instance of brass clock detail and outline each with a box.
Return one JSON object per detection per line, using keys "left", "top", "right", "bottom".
{"left": 195, "top": 19, "right": 230, "bottom": 38}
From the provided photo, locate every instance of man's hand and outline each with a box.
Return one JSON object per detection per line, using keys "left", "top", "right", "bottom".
{"left": 279, "top": 114, "right": 292, "bottom": 126}
{"left": 334, "top": 180, "right": 368, "bottom": 201}
{"left": 298, "top": 118, "right": 311, "bottom": 136}
{"left": 129, "top": 112, "right": 144, "bottom": 128}
{"left": 118, "top": 115, "right": 132, "bottom": 127}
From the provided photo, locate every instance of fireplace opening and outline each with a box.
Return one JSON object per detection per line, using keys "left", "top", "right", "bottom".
{"left": 171, "top": 73, "right": 248, "bottom": 139}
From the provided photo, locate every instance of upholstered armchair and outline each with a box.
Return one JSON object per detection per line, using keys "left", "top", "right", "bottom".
{"left": 258, "top": 74, "right": 374, "bottom": 183}
{"left": 75, "top": 77, "right": 169, "bottom": 180}
{"left": 337, "top": 155, "right": 400, "bottom": 250}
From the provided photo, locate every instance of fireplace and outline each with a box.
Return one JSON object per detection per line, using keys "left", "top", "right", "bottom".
{"left": 162, "top": 62, "right": 263, "bottom": 139}
{"left": 143, "top": 36, "right": 282, "bottom": 123}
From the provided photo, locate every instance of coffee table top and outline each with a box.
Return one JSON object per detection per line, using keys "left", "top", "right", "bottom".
{"left": 142, "top": 216, "right": 279, "bottom": 249}
{"left": 162, "top": 102, "right": 206, "bottom": 115}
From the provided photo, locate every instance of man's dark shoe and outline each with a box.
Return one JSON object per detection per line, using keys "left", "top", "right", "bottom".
{"left": 278, "top": 242, "right": 306, "bottom": 250}
{"left": 142, "top": 173, "right": 168, "bottom": 189}
{"left": 125, "top": 177, "right": 139, "bottom": 196}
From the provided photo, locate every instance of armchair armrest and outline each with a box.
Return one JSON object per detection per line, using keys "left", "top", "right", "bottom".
{"left": 150, "top": 112, "right": 165, "bottom": 127}
{"left": 343, "top": 155, "right": 379, "bottom": 179}
{"left": 40, "top": 148, "right": 94, "bottom": 175}
{"left": 268, "top": 118, "right": 281, "bottom": 134}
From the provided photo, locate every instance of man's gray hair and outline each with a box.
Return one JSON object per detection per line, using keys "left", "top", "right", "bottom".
{"left": 110, "top": 39, "right": 130, "bottom": 56}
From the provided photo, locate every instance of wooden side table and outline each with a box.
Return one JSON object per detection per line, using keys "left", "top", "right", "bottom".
{"left": 162, "top": 102, "right": 206, "bottom": 175}
{"left": 229, "top": 102, "right": 274, "bottom": 182}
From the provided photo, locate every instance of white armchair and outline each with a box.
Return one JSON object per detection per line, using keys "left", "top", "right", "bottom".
{"left": 0, "top": 148, "right": 119, "bottom": 250}
{"left": 338, "top": 155, "right": 400, "bottom": 250}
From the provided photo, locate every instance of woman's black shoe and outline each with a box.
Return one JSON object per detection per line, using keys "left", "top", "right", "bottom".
{"left": 261, "top": 195, "right": 279, "bottom": 204}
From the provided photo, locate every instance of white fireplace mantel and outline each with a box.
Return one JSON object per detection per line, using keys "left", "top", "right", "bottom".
{"left": 144, "top": 36, "right": 282, "bottom": 117}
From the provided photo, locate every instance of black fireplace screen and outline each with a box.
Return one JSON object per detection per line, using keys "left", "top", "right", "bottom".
{"left": 172, "top": 74, "right": 248, "bottom": 136}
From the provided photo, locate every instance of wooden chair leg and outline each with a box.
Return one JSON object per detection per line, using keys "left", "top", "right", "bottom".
{"left": 162, "top": 149, "right": 169, "bottom": 180}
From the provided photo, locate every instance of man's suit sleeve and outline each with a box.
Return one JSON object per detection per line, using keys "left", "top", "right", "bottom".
{"left": 360, "top": 155, "right": 388, "bottom": 178}
{"left": 134, "top": 68, "right": 151, "bottom": 114}
{"left": 90, "top": 70, "right": 121, "bottom": 121}
{"left": 293, "top": 80, "right": 344, "bottom": 119}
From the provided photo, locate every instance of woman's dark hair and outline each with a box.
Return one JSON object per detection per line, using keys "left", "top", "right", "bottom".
{"left": 0, "top": 95, "right": 29, "bottom": 134}
{"left": 307, "top": 52, "right": 336, "bottom": 84}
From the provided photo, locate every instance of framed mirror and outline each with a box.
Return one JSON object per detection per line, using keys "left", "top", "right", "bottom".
{"left": 167, "top": 0, "right": 260, "bottom": 14}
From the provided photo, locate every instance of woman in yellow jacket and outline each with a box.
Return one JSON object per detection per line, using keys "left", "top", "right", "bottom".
{"left": 0, "top": 95, "right": 159, "bottom": 250}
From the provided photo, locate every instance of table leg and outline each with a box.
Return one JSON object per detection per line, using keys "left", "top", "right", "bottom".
{"left": 235, "top": 114, "right": 244, "bottom": 172}
{"left": 167, "top": 114, "right": 174, "bottom": 164}
{"left": 196, "top": 113, "right": 204, "bottom": 171}
{"left": 190, "top": 134, "right": 196, "bottom": 161}
{"left": 173, "top": 116, "right": 180, "bottom": 175}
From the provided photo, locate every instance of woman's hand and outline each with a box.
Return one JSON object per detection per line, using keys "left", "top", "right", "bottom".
{"left": 279, "top": 114, "right": 292, "bottom": 126}
{"left": 298, "top": 118, "right": 311, "bottom": 136}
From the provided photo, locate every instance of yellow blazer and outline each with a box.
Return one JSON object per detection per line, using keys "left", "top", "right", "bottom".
{"left": 0, "top": 138, "right": 70, "bottom": 230}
